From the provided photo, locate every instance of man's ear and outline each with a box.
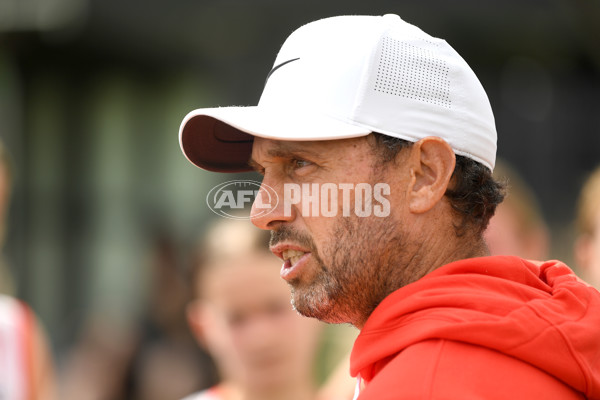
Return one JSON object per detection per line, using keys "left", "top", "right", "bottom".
{"left": 186, "top": 300, "right": 209, "bottom": 349}
{"left": 407, "top": 137, "right": 456, "bottom": 214}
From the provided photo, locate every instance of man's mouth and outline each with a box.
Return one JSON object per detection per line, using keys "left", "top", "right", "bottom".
{"left": 282, "top": 249, "right": 307, "bottom": 266}
{"left": 270, "top": 244, "right": 311, "bottom": 280}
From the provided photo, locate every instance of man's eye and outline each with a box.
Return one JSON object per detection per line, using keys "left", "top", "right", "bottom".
{"left": 293, "top": 159, "right": 312, "bottom": 169}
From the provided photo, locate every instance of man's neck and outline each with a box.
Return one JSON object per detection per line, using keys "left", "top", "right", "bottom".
{"left": 353, "top": 229, "right": 489, "bottom": 330}
{"left": 422, "top": 233, "right": 490, "bottom": 277}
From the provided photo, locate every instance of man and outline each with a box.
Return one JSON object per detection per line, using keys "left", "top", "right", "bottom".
{"left": 179, "top": 14, "right": 600, "bottom": 399}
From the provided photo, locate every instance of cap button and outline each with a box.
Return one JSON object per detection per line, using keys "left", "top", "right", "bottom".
{"left": 382, "top": 14, "right": 402, "bottom": 22}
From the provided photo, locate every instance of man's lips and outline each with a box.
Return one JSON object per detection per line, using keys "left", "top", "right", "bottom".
{"left": 269, "top": 243, "right": 312, "bottom": 281}
{"left": 269, "top": 243, "right": 310, "bottom": 260}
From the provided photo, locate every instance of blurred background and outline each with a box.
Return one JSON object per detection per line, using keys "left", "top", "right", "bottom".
{"left": 0, "top": 0, "right": 599, "bottom": 398}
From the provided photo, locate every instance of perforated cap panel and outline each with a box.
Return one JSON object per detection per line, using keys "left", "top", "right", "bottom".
{"left": 374, "top": 37, "right": 451, "bottom": 109}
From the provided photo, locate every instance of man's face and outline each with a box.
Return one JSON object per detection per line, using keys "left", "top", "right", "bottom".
{"left": 250, "top": 136, "right": 420, "bottom": 327}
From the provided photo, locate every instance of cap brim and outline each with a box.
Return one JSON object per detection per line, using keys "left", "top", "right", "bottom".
{"left": 179, "top": 106, "right": 372, "bottom": 172}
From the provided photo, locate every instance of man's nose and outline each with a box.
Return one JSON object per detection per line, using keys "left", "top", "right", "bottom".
{"left": 251, "top": 178, "right": 295, "bottom": 230}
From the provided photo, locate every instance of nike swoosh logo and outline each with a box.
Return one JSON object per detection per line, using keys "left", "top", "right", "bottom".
{"left": 264, "top": 58, "right": 300, "bottom": 85}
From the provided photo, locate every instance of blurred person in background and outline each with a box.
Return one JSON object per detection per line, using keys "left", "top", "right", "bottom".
{"left": 0, "top": 140, "right": 15, "bottom": 296}
{"left": 60, "top": 230, "right": 217, "bottom": 400}
{"left": 184, "top": 218, "right": 330, "bottom": 400}
{"left": 484, "top": 159, "right": 550, "bottom": 260}
{"left": 0, "top": 140, "right": 57, "bottom": 400}
{"left": 574, "top": 165, "right": 600, "bottom": 289}
{"left": 126, "top": 231, "right": 219, "bottom": 400}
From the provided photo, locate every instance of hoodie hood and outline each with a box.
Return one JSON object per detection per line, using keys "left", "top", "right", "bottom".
{"left": 350, "top": 256, "right": 600, "bottom": 398}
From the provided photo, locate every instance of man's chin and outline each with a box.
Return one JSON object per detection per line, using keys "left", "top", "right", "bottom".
{"left": 290, "top": 289, "right": 349, "bottom": 324}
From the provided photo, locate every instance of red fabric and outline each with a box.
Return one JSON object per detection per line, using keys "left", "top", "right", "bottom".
{"left": 350, "top": 256, "right": 600, "bottom": 399}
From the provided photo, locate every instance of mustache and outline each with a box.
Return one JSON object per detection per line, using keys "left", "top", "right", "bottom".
{"left": 270, "top": 226, "right": 316, "bottom": 251}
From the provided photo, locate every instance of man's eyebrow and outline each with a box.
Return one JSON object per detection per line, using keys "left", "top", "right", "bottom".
{"left": 247, "top": 144, "right": 321, "bottom": 170}
{"left": 266, "top": 145, "right": 321, "bottom": 159}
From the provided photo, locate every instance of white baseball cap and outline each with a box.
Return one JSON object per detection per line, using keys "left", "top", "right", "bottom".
{"left": 179, "top": 14, "right": 497, "bottom": 172}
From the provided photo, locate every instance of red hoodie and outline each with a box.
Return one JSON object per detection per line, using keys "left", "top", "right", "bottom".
{"left": 350, "top": 256, "right": 600, "bottom": 399}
